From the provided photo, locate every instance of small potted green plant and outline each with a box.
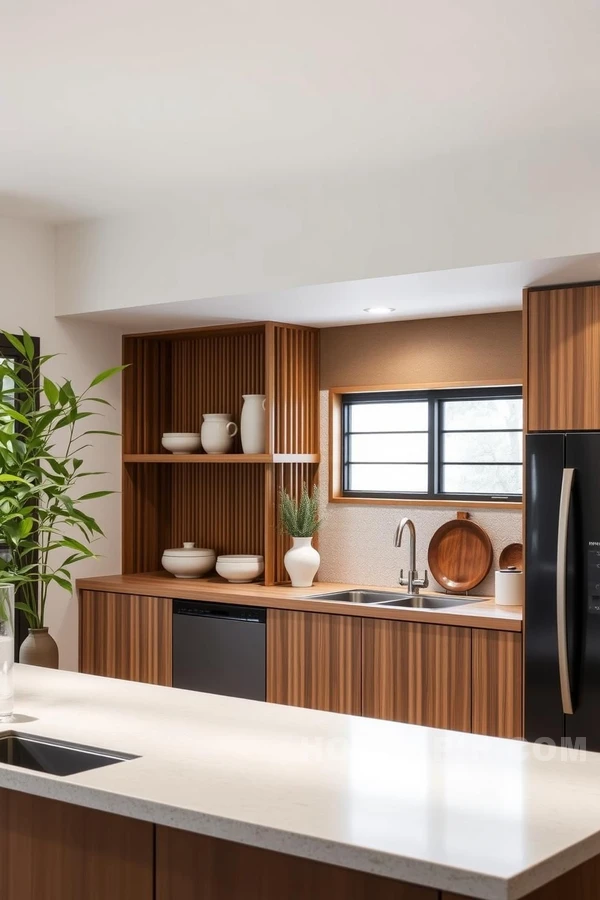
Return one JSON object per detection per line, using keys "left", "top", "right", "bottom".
{"left": 0, "top": 329, "right": 123, "bottom": 667}
{"left": 279, "top": 483, "right": 322, "bottom": 587}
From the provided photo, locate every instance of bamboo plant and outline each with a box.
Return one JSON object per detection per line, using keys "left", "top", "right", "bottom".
{"left": 0, "top": 329, "right": 123, "bottom": 628}
{"left": 279, "top": 483, "right": 322, "bottom": 537}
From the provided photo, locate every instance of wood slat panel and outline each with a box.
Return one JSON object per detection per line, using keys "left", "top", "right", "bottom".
{"left": 527, "top": 284, "right": 600, "bottom": 431}
{"left": 274, "top": 462, "right": 320, "bottom": 584}
{"left": 156, "top": 827, "right": 434, "bottom": 900}
{"left": 362, "top": 619, "right": 472, "bottom": 731}
{"left": 0, "top": 788, "right": 153, "bottom": 900}
{"left": 267, "top": 609, "right": 362, "bottom": 714}
{"left": 273, "top": 325, "right": 320, "bottom": 454}
{"left": 79, "top": 590, "right": 172, "bottom": 685}
{"left": 122, "top": 462, "right": 168, "bottom": 573}
{"left": 472, "top": 630, "right": 523, "bottom": 738}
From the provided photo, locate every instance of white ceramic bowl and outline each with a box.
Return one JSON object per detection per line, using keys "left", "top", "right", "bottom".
{"left": 216, "top": 555, "right": 265, "bottom": 584}
{"left": 162, "top": 543, "right": 216, "bottom": 578}
{"left": 162, "top": 432, "right": 202, "bottom": 454}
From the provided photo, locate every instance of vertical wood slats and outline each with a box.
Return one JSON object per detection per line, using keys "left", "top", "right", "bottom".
{"left": 122, "top": 322, "right": 320, "bottom": 584}
{"left": 79, "top": 590, "right": 172, "bottom": 686}
{"left": 266, "top": 610, "right": 362, "bottom": 714}
{"left": 526, "top": 284, "right": 600, "bottom": 431}
{"left": 273, "top": 462, "right": 320, "bottom": 584}
{"left": 362, "top": 619, "right": 472, "bottom": 732}
{"left": 471, "top": 631, "right": 523, "bottom": 738}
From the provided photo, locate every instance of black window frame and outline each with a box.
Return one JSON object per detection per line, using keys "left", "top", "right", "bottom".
{"left": 341, "top": 385, "right": 523, "bottom": 503}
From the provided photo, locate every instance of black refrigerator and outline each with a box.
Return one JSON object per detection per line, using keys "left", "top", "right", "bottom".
{"left": 526, "top": 432, "right": 600, "bottom": 750}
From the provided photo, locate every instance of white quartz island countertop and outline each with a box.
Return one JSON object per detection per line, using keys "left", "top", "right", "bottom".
{"left": 3, "top": 666, "right": 600, "bottom": 900}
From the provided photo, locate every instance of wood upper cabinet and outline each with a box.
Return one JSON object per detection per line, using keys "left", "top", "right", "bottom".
{"left": 267, "top": 609, "right": 362, "bottom": 715}
{"left": 362, "top": 620, "right": 472, "bottom": 732}
{"left": 471, "top": 630, "right": 522, "bottom": 739}
{"left": 526, "top": 284, "right": 600, "bottom": 431}
{"left": 0, "top": 788, "right": 153, "bottom": 900}
{"left": 79, "top": 590, "right": 172, "bottom": 685}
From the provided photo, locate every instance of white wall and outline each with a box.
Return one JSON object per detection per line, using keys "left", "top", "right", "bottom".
{"left": 56, "top": 131, "right": 600, "bottom": 317}
{"left": 318, "top": 393, "right": 522, "bottom": 595}
{"left": 0, "top": 217, "right": 123, "bottom": 669}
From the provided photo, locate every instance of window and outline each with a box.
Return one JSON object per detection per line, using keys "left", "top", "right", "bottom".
{"left": 342, "top": 386, "right": 522, "bottom": 502}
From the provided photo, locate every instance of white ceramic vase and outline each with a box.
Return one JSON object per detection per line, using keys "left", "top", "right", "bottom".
{"left": 240, "top": 394, "right": 266, "bottom": 454}
{"left": 284, "top": 537, "right": 320, "bottom": 588}
{"left": 201, "top": 413, "right": 238, "bottom": 454}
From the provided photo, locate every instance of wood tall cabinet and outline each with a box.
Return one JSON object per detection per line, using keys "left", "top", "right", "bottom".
{"left": 362, "top": 620, "right": 472, "bottom": 732}
{"left": 267, "top": 610, "right": 362, "bottom": 715}
{"left": 121, "top": 322, "right": 320, "bottom": 585}
{"left": 525, "top": 283, "right": 600, "bottom": 431}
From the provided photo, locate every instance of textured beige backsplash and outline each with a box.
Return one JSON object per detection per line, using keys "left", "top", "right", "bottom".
{"left": 318, "top": 392, "right": 523, "bottom": 596}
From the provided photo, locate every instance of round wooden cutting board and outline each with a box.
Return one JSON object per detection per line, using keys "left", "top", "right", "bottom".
{"left": 428, "top": 512, "right": 493, "bottom": 593}
{"left": 499, "top": 542, "right": 524, "bottom": 570}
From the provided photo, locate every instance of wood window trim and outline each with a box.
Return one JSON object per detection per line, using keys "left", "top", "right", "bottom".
{"left": 328, "top": 381, "right": 523, "bottom": 510}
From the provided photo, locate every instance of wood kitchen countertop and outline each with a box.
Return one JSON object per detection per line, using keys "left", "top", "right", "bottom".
{"left": 77, "top": 572, "right": 522, "bottom": 632}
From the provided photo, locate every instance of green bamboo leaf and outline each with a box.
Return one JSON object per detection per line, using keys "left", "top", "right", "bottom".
{"left": 0, "top": 474, "right": 27, "bottom": 483}
{"left": 22, "top": 331, "right": 35, "bottom": 362}
{"left": 77, "top": 490, "right": 113, "bottom": 501}
{"left": 60, "top": 536, "right": 93, "bottom": 555}
{"left": 18, "top": 517, "right": 34, "bottom": 538}
{"left": 89, "top": 365, "right": 126, "bottom": 388}
{"left": 1, "top": 332, "right": 26, "bottom": 357}
{"left": 43, "top": 377, "right": 59, "bottom": 407}
{"left": 0, "top": 407, "right": 29, "bottom": 426}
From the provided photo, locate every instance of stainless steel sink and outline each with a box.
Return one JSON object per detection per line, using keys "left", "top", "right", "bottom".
{"left": 0, "top": 732, "right": 137, "bottom": 777}
{"left": 306, "top": 589, "right": 482, "bottom": 609}
{"left": 376, "top": 593, "right": 482, "bottom": 609}
{"left": 306, "top": 589, "right": 414, "bottom": 604}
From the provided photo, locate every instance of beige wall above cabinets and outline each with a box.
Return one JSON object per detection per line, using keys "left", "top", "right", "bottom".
{"left": 320, "top": 310, "right": 522, "bottom": 389}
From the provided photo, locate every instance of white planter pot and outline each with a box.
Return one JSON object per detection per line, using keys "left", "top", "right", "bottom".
{"left": 240, "top": 394, "right": 266, "bottom": 454}
{"left": 284, "top": 537, "right": 320, "bottom": 588}
{"left": 201, "top": 413, "right": 238, "bottom": 454}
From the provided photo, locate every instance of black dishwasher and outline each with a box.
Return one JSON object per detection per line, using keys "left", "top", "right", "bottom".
{"left": 172, "top": 600, "right": 266, "bottom": 701}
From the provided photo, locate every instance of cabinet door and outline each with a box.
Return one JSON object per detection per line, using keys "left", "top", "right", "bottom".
{"left": 362, "top": 620, "right": 471, "bottom": 732}
{"left": 0, "top": 788, "right": 153, "bottom": 900}
{"left": 79, "top": 590, "right": 172, "bottom": 685}
{"left": 156, "top": 826, "right": 435, "bottom": 900}
{"left": 267, "top": 609, "right": 362, "bottom": 714}
{"left": 472, "top": 630, "right": 522, "bottom": 739}
{"left": 527, "top": 285, "right": 600, "bottom": 431}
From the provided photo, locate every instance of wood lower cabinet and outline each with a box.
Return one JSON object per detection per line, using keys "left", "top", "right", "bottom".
{"left": 472, "top": 630, "right": 523, "bottom": 738}
{"left": 267, "top": 609, "right": 362, "bottom": 714}
{"left": 155, "top": 827, "right": 435, "bottom": 900}
{"left": 362, "top": 620, "right": 472, "bottom": 732}
{"left": 526, "top": 284, "right": 600, "bottom": 431}
{"left": 79, "top": 589, "right": 172, "bottom": 685}
{"left": 0, "top": 789, "right": 153, "bottom": 900}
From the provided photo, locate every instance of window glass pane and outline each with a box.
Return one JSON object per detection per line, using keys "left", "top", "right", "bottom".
{"left": 443, "top": 398, "right": 522, "bottom": 431}
{"left": 443, "top": 431, "right": 522, "bottom": 464}
{"left": 350, "top": 402, "right": 428, "bottom": 433}
{"left": 349, "top": 433, "right": 428, "bottom": 463}
{"left": 348, "top": 463, "right": 428, "bottom": 493}
{"left": 442, "top": 464, "right": 522, "bottom": 495}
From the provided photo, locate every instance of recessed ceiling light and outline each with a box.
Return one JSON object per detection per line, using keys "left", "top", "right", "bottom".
{"left": 363, "top": 306, "right": 396, "bottom": 315}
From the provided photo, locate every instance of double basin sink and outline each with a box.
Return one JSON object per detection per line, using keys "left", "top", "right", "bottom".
{"left": 306, "top": 589, "right": 481, "bottom": 610}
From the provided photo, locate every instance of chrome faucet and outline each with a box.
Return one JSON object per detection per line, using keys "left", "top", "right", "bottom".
{"left": 394, "top": 517, "right": 429, "bottom": 594}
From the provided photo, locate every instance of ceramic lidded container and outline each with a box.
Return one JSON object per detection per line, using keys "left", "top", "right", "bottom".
{"left": 162, "top": 543, "right": 216, "bottom": 578}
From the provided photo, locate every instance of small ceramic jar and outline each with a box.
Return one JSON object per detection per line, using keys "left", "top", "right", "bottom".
{"left": 162, "top": 543, "right": 216, "bottom": 578}
{"left": 201, "top": 414, "right": 238, "bottom": 454}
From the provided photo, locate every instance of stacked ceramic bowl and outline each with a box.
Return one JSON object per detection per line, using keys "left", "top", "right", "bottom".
{"left": 162, "top": 433, "right": 201, "bottom": 454}
{"left": 162, "top": 543, "right": 216, "bottom": 578}
{"left": 216, "top": 554, "right": 264, "bottom": 583}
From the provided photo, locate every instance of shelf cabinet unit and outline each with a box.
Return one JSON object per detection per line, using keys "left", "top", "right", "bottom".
{"left": 121, "top": 322, "right": 320, "bottom": 585}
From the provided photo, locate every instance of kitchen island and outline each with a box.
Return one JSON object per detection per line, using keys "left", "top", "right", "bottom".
{"left": 1, "top": 665, "right": 599, "bottom": 900}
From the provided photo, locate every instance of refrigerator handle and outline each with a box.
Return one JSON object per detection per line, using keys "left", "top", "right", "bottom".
{"left": 557, "top": 467, "right": 575, "bottom": 716}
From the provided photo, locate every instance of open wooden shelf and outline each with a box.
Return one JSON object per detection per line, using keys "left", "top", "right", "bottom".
{"left": 124, "top": 453, "right": 321, "bottom": 464}
{"left": 122, "top": 322, "right": 321, "bottom": 585}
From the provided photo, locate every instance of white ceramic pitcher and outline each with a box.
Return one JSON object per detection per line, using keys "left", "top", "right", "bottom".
{"left": 240, "top": 394, "right": 267, "bottom": 454}
{"left": 201, "top": 413, "right": 238, "bottom": 454}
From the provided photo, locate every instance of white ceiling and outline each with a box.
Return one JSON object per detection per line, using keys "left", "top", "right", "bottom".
{"left": 65, "top": 252, "right": 600, "bottom": 330}
{"left": 2, "top": 0, "right": 600, "bottom": 220}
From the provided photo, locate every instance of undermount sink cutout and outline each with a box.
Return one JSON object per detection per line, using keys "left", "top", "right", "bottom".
{"left": 376, "top": 595, "right": 481, "bottom": 609}
{"left": 306, "top": 590, "right": 413, "bottom": 604}
{"left": 0, "top": 732, "right": 138, "bottom": 776}
{"left": 306, "top": 590, "right": 482, "bottom": 609}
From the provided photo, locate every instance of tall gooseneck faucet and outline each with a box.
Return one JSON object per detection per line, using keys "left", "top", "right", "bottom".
{"left": 394, "top": 517, "right": 429, "bottom": 594}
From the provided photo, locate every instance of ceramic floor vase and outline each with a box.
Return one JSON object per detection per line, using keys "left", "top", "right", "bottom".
{"left": 284, "top": 537, "right": 320, "bottom": 587}
{"left": 240, "top": 394, "right": 266, "bottom": 454}
{"left": 19, "top": 628, "right": 59, "bottom": 669}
